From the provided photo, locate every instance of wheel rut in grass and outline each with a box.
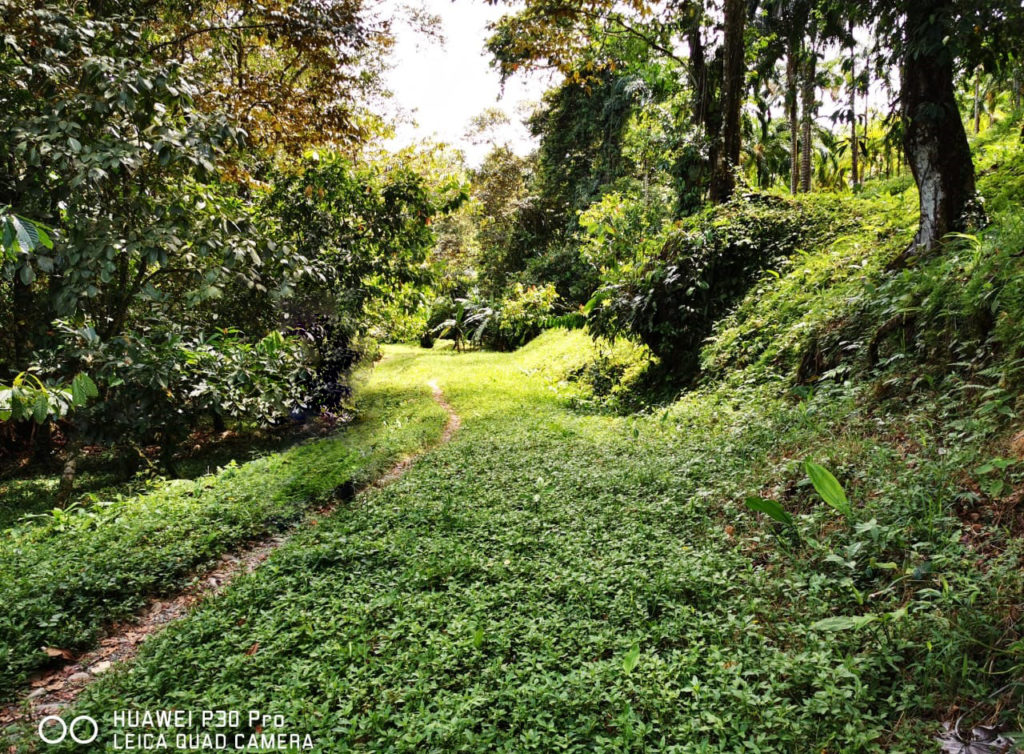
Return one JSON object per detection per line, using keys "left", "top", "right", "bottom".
{"left": 0, "top": 380, "right": 460, "bottom": 728}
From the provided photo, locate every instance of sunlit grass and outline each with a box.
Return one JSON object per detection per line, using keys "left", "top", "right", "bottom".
{"left": 27, "top": 326, "right": 1023, "bottom": 753}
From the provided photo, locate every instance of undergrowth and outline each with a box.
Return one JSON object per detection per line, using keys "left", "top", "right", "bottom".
{"left": 3, "top": 126, "right": 1024, "bottom": 754}
{"left": 0, "top": 365, "right": 447, "bottom": 699}
{"left": 12, "top": 317, "right": 1022, "bottom": 751}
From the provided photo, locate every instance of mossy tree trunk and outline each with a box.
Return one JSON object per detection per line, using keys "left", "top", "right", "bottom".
{"left": 709, "top": 0, "right": 745, "bottom": 203}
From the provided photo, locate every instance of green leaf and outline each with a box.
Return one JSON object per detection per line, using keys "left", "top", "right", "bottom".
{"left": 811, "top": 614, "right": 877, "bottom": 632}
{"left": 12, "top": 215, "right": 38, "bottom": 253}
{"left": 976, "top": 458, "right": 1015, "bottom": 475}
{"left": 804, "top": 461, "right": 851, "bottom": 518}
{"left": 744, "top": 496, "right": 793, "bottom": 526}
{"left": 34, "top": 224, "right": 53, "bottom": 250}
{"left": 622, "top": 644, "right": 641, "bottom": 674}
{"left": 32, "top": 391, "right": 50, "bottom": 423}
{"left": 71, "top": 373, "right": 99, "bottom": 406}
{"left": 18, "top": 263, "right": 35, "bottom": 285}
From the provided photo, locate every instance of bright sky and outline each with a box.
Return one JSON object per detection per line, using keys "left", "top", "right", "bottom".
{"left": 381, "top": 0, "right": 554, "bottom": 165}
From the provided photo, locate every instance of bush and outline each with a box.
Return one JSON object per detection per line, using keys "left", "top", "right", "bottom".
{"left": 484, "top": 283, "right": 559, "bottom": 351}
{"left": 37, "top": 322, "right": 315, "bottom": 468}
{"left": 586, "top": 193, "right": 848, "bottom": 376}
{"left": 426, "top": 284, "right": 558, "bottom": 352}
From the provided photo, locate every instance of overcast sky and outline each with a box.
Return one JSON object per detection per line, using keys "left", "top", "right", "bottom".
{"left": 378, "top": 4, "right": 894, "bottom": 165}
{"left": 380, "top": 0, "right": 554, "bottom": 165}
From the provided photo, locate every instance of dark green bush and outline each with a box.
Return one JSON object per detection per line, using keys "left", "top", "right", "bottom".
{"left": 587, "top": 193, "right": 848, "bottom": 376}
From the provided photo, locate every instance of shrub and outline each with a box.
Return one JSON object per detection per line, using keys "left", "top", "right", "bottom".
{"left": 586, "top": 193, "right": 848, "bottom": 377}
{"left": 36, "top": 322, "right": 315, "bottom": 470}
{"left": 425, "top": 284, "right": 558, "bottom": 352}
{"left": 483, "top": 283, "right": 559, "bottom": 351}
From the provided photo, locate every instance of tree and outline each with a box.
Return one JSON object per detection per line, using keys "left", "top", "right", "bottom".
{"left": 151, "top": 0, "right": 392, "bottom": 153}
{"left": 265, "top": 153, "right": 465, "bottom": 337}
{"left": 470, "top": 146, "right": 533, "bottom": 299}
{"left": 0, "top": 0, "right": 281, "bottom": 364}
{"left": 709, "top": 0, "right": 747, "bottom": 201}
{"left": 898, "top": 1, "right": 976, "bottom": 252}
{"left": 857, "top": 0, "right": 1024, "bottom": 255}
{"left": 757, "top": 0, "right": 813, "bottom": 195}
{"left": 798, "top": 48, "right": 819, "bottom": 192}
{"left": 486, "top": 0, "right": 748, "bottom": 203}
{"left": 844, "top": 27, "right": 863, "bottom": 187}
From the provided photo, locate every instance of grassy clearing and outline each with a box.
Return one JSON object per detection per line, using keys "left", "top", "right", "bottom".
{"left": 0, "top": 363, "right": 448, "bottom": 698}
{"left": 17, "top": 321, "right": 1021, "bottom": 752}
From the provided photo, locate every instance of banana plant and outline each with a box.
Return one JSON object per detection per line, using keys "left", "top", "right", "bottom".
{"left": 432, "top": 298, "right": 496, "bottom": 351}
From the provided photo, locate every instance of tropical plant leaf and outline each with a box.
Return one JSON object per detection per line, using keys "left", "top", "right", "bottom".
{"left": 744, "top": 496, "right": 793, "bottom": 525}
{"left": 71, "top": 373, "right": 99, "bottom": 406}
{"left": 622, "top": 644, "right": 641, "bottom": 674}
{"left": 811, "top": 614, "right": 877, "bottom": 632}
{"left": 804, "top": 461, "right": 851, "bottom": 518}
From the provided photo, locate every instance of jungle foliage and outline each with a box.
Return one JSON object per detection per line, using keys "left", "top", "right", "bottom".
{"left": 0, "top": 0, "right": 458, "bottom": 491}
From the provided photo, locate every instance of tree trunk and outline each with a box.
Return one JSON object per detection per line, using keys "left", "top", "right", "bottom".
{"left": 900, "top": 2, "right": 977, "bottom": 254}
{"left": 757, "top": 107, "right": 771, "bottom": 188}
{"left": 849, "top": 45, "right": 859, "bottom": 187}
{"left": 11, "top": 277, "right": 33, "bottom": 368}
{"left": 786, "top": 43, "right": 799, "bottom": 195}
{"left": 709, "top": 0, "right": 745, "bottom": 203}
{"left": 800, "top": 51, "right": 817, "bottom": 193}
{"left": 973, "top": 71, "right": 981, "bottom": 134}
{"left": 684, "top": 23, "right": 721, "bottom": 204}
{"left": 686, "top": 25, "right": 709, "bottom": 131}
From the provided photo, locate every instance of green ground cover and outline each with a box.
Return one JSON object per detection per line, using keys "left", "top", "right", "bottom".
{"left": 5, "top": 128, "right": 1024, "bottom": 754}
{"left": 0, "top": 367, "right": 448, "bottom": 697}
{"left": 14, "top": 324, "right": 1021, "bottom": 752}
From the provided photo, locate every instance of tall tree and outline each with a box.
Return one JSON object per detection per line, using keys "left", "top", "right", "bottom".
{"left": 758, "top": 0, "right": 813, "bottom": 194}
{"left": 860, "top": 0, "right": 1024, "bottom": 255}
{"left": 709, "top": 0, "right": 747, "bottom": 201}
{"left": 898, "top": 2, "right": 976, "bottom": 252}
{"left": 152, "top": 0, "right": 392, "bottom": 153}
{"left": 486, "top": 0, "right": 748, "bottom": 203}
{"left": 787, "top": 48, "right": 800, "bottom": 194}
{"left": 847, "top": 30, "right": 860, "bottom": 187}
{"left": 799, "top": 47, "right": 818, "bottom": 192}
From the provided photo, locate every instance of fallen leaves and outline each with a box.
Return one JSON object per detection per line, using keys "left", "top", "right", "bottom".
{"left": 41, "top": 647, "right": 73, "bottom": 660}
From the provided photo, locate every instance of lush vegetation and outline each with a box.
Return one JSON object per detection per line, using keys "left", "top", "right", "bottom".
{"left": 0, "top": 364, "right": 447, "bottom": 697}
{"left": 17, "top": 303, "right": 1024, "bottom": 750}
{"left": 0, "top": 0, "right": 460, "bottom": 500}
{"left": 3, "top": 0, "right": 1024, "bottom": 750}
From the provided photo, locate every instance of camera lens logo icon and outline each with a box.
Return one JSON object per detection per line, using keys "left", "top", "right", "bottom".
{"left": 38, "top": 715, "right": 99, "bottom": 745}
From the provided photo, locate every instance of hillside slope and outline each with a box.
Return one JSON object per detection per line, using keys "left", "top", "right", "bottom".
{"left": 18, "top": 312, "right": 1022, "bottom": 752}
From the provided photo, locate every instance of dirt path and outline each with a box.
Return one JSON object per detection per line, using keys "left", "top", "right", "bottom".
{"left": 0, "top": 381, "right": 460, "bottom": 728}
